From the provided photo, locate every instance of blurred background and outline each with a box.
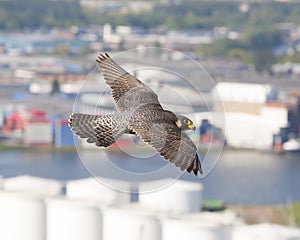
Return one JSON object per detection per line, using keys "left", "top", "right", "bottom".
{"left": 0, "top": 0, "right": 300, "bottom": 239}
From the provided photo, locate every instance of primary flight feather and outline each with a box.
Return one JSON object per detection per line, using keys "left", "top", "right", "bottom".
{"left": 69, "top": 53, "right": 203, "bottom": 176}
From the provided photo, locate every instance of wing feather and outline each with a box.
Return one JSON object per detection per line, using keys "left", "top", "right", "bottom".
{"left": 96, "top": 53, "right": 145, "bottom": 103}
{"left": 128, "top": 108, "right": 203, "bottom": 176}
{"left": 69, "top": 113, "right": 127, "bottom": 147}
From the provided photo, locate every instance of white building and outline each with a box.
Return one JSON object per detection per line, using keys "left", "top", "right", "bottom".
{"left": 211, "top": 82, "right": 288, "bottom": 150}
{"left": 23, "top": 119, "right": 52, "bottom": 146}
{"left": 212, "top": 82, "right": 278, "bottom": 114}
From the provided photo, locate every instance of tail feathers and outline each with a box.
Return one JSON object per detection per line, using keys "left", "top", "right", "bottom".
{"left": 69, "top": 113, "right": 127, "bottom": 147}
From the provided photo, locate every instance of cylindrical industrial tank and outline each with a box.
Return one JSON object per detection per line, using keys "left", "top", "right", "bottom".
{"left": 46, "top": 198, "right": 103, "bottom": 240}
{"left": 139, "top": 178, "right": 203, "bottom": 215}
{"left": 162, "top": 211, "right": 234, "bottom": 240}
{"left": 3, "top": 175, "right": 63, "bottom": 196}
{"left": 0, "top": 175, "right": 3, "bottom": 189}
{"left": 66, "top": 177, "right": 131, "bottom": 205}
{"left": 102, "top": 204, "right": 161, "bottom": 240}
{"left": 183, "top": 210, "right": 237, "bottom": 225}
{"left": 0, "top": 191, "right": 46, "bottom": 240}
{"left": 232, "top": 223, "right": 300, "bottom": 240}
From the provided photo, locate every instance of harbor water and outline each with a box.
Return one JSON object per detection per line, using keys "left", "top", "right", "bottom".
{"left": 0, "top": 148, "right": 299, "bottom": 204}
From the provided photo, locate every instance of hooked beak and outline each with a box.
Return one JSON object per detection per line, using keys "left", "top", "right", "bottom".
{"left": 189, "top": 124, "right": 196, "bottom": 131}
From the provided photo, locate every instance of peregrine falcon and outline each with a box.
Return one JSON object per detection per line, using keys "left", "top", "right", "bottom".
{"left": 69, "top": 53, "right": 203, "bottom": 176}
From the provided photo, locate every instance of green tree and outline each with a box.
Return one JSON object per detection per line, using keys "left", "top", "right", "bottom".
{"left": 242, "top": 29, "right": 282, "bottom": 50}
{"left": 251, "top": 49, "right": 275, "bottom": 73}
{"left": 0, "top": 0, "right": 90, "bottom": 30}
{"left": 242, "top": 29, "right": 282, "bottom": 72}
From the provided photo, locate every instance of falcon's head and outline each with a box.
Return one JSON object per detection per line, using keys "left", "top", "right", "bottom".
{"left": 176, "top": 115, "right": 196, "bottom": 131}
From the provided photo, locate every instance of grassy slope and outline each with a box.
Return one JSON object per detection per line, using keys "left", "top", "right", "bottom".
{"left": 229, "top": 202, "right": 300, "bottom": 227}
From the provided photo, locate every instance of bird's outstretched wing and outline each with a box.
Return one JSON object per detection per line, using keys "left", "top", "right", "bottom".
{"left": 96, "top": 53, "right": 146, "bottom": 104}
{"left": 128, "top": 107, "right": 203, "bottom": 176}
{"left": 96, "top": 53, "right": 161, "bottom": 112}
{"left": 69, "top": 113, "right": 127, "bottom": 147}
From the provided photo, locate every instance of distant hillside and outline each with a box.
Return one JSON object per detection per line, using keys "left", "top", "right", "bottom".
{"left": 0, "top": 0, "right": 89, "bottom": 30}
{"left": 1, "top": 0, "right": 300, "bottom": 30}
{"left": 97, "top": 1, "right": 300, "bottom": 30}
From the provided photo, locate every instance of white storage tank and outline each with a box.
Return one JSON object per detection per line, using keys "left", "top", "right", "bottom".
{"left": 46, "top": 198, "right": 103, "bottom": 240}
{"left": 3, "top": 175, "right": 63, "bottom": 196}
{"left": 0, "top": 175, "right": 3, "bottom": 189}
{"left": 0, "top": 191, "right": 46, "bottom": 240}
{"left": 139, "top": 178, "right": 203, "bottom": 215}
{"left": 232, "top": 223, "right": 300, "bottom": 240}
{"left": 66, "top": 177, "right": 131, "bottom": 205}
{"left": 103, "top": 204, "right": 161, "bottom": 240}
{"left": 162, "top": 211, "right": 234, "bottom": 240}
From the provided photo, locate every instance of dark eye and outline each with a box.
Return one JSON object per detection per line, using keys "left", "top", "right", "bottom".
{"left": 184, "top": 119, "right": 190, "bottom": 124}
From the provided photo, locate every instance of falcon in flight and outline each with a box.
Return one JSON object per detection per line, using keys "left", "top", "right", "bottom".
{"left": 69, "top": 53, "right": 203, "bottom": 176}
